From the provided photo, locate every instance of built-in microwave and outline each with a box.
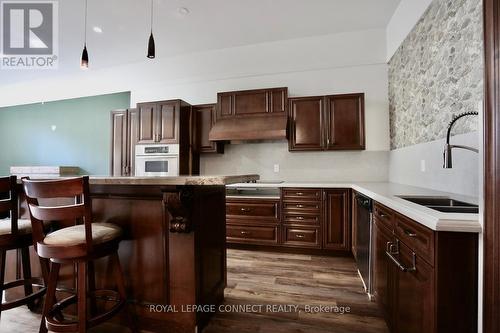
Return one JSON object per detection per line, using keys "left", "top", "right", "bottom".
{"left": 135, "top": 144, "right": 179, "bottom": 177}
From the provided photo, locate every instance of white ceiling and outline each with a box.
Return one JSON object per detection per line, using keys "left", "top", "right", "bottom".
{"left": 1, "top": 0, "right": 401, "bottom": 85}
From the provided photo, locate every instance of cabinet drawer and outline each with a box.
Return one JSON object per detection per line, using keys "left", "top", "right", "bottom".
{"left": 394, "top": 213, "right": 435, "bottom": 266}
{"left": 226, "top": 200, "right": 280, "bottom": 223}
{"left": 283, "top": 213, "right": 320, "bottom": 225}
{"left": 373, "top": 203, "right": 394, "bottom": 232}
{"left": 282, "top": 226, "right": 321, "bottom": 248}
{"left": 227, "top": 225, "right": 279, "bottom": 245}
{"left": 282, "top": 188, "right": 321, "bottom": 201}
{"left": 283, "top": 201, "right": 321, "bottom": 213}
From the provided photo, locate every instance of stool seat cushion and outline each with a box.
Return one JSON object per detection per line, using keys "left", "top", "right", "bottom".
{"left": 0, "top": 218, "right": 35, "bottom": 235}
{"left": 43, "top": 223, "right": 122, "bottom": 246}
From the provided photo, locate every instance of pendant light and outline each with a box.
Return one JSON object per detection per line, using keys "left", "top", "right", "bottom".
{"left": 81, "top": 0, "right": 89, "bottom": 69}
{"left": 147, "top": 0, "right": 155, "bottom": 59}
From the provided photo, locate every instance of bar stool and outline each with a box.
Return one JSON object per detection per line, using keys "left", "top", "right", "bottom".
{"left": 0, "top": 176, "right": 47, "bottom": 318}
{"left": 22, "top": 176, "right": 130, "bottom": 333}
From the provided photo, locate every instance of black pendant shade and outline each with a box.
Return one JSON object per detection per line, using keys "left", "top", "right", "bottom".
{"left": 81, "top": 44, "right": 89, "bottom": 69}
{"left": 81, "top": 0, "right": 89, "bottom": 69}
{"left": 147, "top": 32, "right": 155, "bottom": 59}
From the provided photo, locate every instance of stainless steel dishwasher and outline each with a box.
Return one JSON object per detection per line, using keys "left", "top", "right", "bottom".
{"left": 354, "top": 192, "right": 373, "bottom": 299}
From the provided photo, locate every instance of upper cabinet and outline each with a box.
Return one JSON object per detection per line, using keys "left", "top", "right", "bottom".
{"left": 325, "top": 94, "right": 365, "bottom": 150}
{"left": 216, "top": 87, "right": 288, "bottom": 119}
{"left": 136, "top": 100, "right": 188, "bottom": 144}
{"left": 193, "top": 104, "right": 224, "bottom": 154}
{"left": 289, "top": 96, "right": 324, "bottom": 151}
{"left": 288, "top": 93, "right": 365, "bottom": 151}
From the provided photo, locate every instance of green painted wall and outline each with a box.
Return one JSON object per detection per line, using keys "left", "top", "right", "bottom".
{"left": 0, "top": 92, "right": 130, "bottom": 176}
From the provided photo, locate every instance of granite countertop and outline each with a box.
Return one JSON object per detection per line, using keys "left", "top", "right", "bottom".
{"left": 227, "top": 181, "right": 481, "bottom": 233}
{"left": 17, "top": 175, "right": 260, "bottom": 186}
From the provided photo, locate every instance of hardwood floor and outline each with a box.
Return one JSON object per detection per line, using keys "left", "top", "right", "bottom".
{"left": 0, "top": 249, "right": 388, "bottom": 333}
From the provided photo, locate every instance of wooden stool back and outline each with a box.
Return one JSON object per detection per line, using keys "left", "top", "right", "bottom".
{"left": 22, "top": 176, "right": 94, "bottom": 253}
{"left": 0, "top": 176, "right": 19, "bottom": 235}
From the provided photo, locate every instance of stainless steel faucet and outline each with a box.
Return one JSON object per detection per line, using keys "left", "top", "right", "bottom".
{"left": 443, "top": 111, "right": 479, "bottom": 168}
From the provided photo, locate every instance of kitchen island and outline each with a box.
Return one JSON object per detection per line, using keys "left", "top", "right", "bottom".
{"left": 13, "top": 175, "right": 259, "bottom": 333}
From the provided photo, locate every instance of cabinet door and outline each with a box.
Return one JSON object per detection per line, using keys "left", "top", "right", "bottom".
{"left": 110, "top": 110, "right": 128, "bottom": 176}
{"left": 216, "top": 87, "right": 288, "bottom": 119}
{"left": 288, "top": 96, "right": 324, "bottom": 151}
{"left": 128, "top": 108, "right": 139, "bottom": 176}
{"left": 325, "top": 93, "right": 365, "bottom": 150}
{"left": 194, "top": 104, "right": 223, "bottom": 154}
{"left": 157, "top": 101, "right": 179, "bottom": 144}
{"left": 323, "top": 189, "right": 350, "bottom": 250}
{"left": 393, "top": 241, "right": 434, "bottom": 333}
{"left": 372, "top": 220, "right": 394, "bottom": 328}
{"left": 136, "top": 102, "right": 156, "bottom": 144}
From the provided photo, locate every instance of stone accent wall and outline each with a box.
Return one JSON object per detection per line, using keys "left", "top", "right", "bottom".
{"left": 388, "top": 0, "right": 483, "bottom": 150}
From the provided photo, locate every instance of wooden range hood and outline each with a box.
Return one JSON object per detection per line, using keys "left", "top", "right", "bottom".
{"left": 209, "top": 115, "right": 288, "bottom": 141}
{"left": 208, "top": 87, "right": 289, "bottom": 142}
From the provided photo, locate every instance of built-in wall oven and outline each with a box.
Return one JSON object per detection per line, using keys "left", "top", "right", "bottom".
{"left": 135, "top": 144, "right": 179, "bottom": 177}
{"left": 355, "top": 192, "right": 373, "bottom": 299}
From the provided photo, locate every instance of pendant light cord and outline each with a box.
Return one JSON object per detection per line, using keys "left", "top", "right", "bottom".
{"left": 84, "top": 0, "right": 88, "bottom": 46}
{"left": 150, "top": 0, "right": 154, "bottom": 33}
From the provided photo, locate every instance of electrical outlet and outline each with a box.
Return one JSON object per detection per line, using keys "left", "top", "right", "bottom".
{"left": 273, "top": 164, "right": 280, "bottom": 173}
{"left": 420, "top": 159, "right": 426, "bottom": 172}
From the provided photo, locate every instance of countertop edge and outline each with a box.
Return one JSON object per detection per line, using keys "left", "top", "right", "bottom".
{"left": 228, "top": 182, "right": 482, "bottom": 233}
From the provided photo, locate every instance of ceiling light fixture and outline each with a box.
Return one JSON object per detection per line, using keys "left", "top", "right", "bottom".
{"left": 147, "top": 0, "right": 155, "bottom": 59}
{"left": 93, "top": 26, "right": 103, "bottom": 34}
{"left": 81, "top": 0, "right": 89, "bottom": 69}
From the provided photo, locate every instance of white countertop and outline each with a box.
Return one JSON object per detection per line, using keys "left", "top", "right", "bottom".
{"left": 227, "top": 181, "right": 481, "bottom": 233}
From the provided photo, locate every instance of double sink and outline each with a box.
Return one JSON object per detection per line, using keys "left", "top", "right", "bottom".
{"left": 398, "top": 196, "right": 479, "bottom": 214}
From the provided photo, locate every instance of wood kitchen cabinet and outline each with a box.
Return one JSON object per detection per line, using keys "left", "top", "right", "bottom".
{"left": 288, "top": 93, "right": 365, "bottom": 151}
{"left": 111, "top": 99, "right": 199, "bottom": 176}
{"left": 217, "top": 87, "right": 287, "bottom": 119}
{"left": 226, "top": 198, "right": 281, "bottom": 245}
{"left": 226, "top": 188, "right": 351, "bottom": 254}
{"left": 323, "top": 189, "right": 350, "bottom": 251}
{"left": 288, "top": 96, "right": 324, "bottom": 151}
{"left": 324, "top": 94, "right": 365, "bottom": 150}
{"left": 372, "top": 202, "right": 478, "bottom": 333}
{"left": 110, "top": 108, "right": 138, "bottom": 176}
{"left": 372, "top": 219, "right": 394, "bottom": 329}
{"left": 136, "top": 99, "right": 191, "bottom": 144}
{"left": 193, "top": 104, "right": 224, "bottom": 154}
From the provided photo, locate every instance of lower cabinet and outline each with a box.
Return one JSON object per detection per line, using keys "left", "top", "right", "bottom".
{"left": 372, "top": 202, "right": 478, "bottom": 333}
{"left": 226, "top": 197, "right": 281, "bottom": 246}
{"left": 226, "top": 188, "right": 351, "bottom": 253}
{"left": 323, "top": 189, "right": 350, "bottom": 251}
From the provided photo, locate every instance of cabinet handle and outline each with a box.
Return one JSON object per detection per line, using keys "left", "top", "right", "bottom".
{"left": 240, "top": 231, "right": 251, "bottom": 235}
{"left": 295, "top": 234, "right": 305, "bottom": 239}
{"left": 296, "top": 192, "right": 304, "bottom": 196}
{"left": 240, "top": 208, "right": 252, "bottom": 212}
{"left": 385, "top": 240, "right": 416, "bottom": 272}
{"left": 379, "top": 213, "right": 388, "bottom": 218}
{"left": 296, "top": 204, "right": 304, "bottom": 208}
{"left": 295, "top": 216, "right": 305, "bottom": 220}
{"left": 403, "top": 229, "right": 417, "bottom": 237}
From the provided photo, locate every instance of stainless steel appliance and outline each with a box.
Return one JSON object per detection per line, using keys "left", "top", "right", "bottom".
{"left": 135, "top": 144, "right": 179, "bottom": 177}
{"left": 355, "top": 192, "right": 373, "bottom": 299}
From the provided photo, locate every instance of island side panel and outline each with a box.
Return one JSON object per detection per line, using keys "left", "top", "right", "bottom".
{"left": 165, "top": 185, "right": 227, "bottom": 332}
{"left": 194, "top": 186, "right": 227, "bottom": 328}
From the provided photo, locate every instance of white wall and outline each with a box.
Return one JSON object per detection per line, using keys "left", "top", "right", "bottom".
{"left": 389, "top": 131, "right": 480, "bottom": 196}
{"left": 202, "top": 143, "right": 389, "bottom": 182}
{"left": 0, "top": 28, "right": 391, "bottom": 181}
{"left": 386, "top": 0, "right": 433, "bottom": 61}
